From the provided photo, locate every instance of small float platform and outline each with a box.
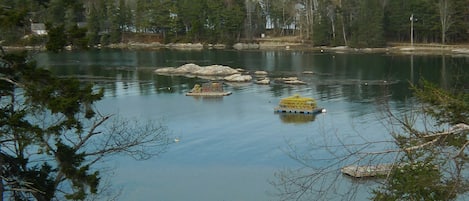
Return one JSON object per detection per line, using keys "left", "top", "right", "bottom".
{"left": 185, "top": 91, "right": 232, "bottom": 96}
{"left": 186, "top": 82, "right": 231, "bottom": 96}
{"left": 341, "top": 164, "right": 394, "bottom": 178}
{"left": 274, "top": 94, "right": 325, "bottom": 115}
{"left": 274, "top": 107, "right": 326, "bottom": 114}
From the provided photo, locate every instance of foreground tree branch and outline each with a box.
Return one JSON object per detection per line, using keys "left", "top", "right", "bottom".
{"left": 272, "top": 79, "right": 468, "bottom": 201}
{"left": 0, "top": 49, "right": 171, "bottom": 200}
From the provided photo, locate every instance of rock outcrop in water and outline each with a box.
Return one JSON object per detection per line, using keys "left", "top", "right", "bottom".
{"left": 155, "top": 63, "right": 239, "bottom": 76}
{"left": 223, "top": 74, "right": 252, "bottom": 82}
{"left": 153, "top": 63, "right": 400, "bottom": 86}
{"left": 154, "top": 63, "right": 252, "bottom": 82}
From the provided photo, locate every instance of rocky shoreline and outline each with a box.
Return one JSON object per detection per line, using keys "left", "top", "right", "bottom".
{"left": 109, "top": 41, "right": 467, "bottom": 53}
{"left": 105, "top": 41, "right": 469, "bottom": 56}
{"left": 4, "top": 41, "right": 469, "bottom": 56}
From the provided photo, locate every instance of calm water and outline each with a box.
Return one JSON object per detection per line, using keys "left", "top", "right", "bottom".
{"left": 34, "top": 49, "right": 468, "bottom": 201}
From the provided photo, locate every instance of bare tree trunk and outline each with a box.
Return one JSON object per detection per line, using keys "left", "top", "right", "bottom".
{"left": 307, "top": 0, "right": 312, "bottom": 39}
{"left": 327, "top": 5, "right": 336, "bottom": 41}
{"left": 281, "top": 5, "right": 285, "bottom": 36}
{"left": 245, "top": 0, "right": 253, "bottom": 40}
{"left": 439, "top": 0, "right": 452, "bottom": 44}
{"left": 337, "top": 0, "right": 347, "bottom": 46}
{"left": 310, "top": 0, "right": 318, "bottom": 41}
{"left": 341, "top": 16, "right": 347, "bottom": 46}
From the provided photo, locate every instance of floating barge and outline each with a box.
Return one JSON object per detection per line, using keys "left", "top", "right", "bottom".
{"left": 341, "top": 164, "right": 394, "bottom": 178}
{"left": 278, "top": 113, "right": 317, "bottom": 123}
{"left": 186, "top": 82, "right": 232, "bottom": 96}
{"left": 274, "top": 94, "right": 326, "bottom": 114}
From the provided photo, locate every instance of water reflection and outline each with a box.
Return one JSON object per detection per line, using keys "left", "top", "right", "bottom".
{"left": 189, "top": 96, "right": 225, "bottom": 102}
{"left": 34, "top": 49, "right": 469, "bottom": 102}
{"left": 276, "top": 113, "right": 318, "bottom": 124}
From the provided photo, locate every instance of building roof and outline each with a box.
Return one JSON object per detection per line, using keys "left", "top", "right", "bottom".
{"left": 31, "top": 23, "right": 46, "bottom": 31}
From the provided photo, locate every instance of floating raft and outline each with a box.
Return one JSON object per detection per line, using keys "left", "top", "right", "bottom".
{"left": 275, "top": 107, "right": 326, "bottom": 114}
{"left": 186, "top": 91, "right": 232, "bottom": 96}
{"left": 186, "top": 82, "right": 231, "bottom": 96}
{"left": 341, "top": 164, "right": 394, "bottom": 178}
{"left": 278, "top": 113, "right": 317, "bottom": 123}
{"left": 274, "top": 94, "right": 325, "bottom": 114}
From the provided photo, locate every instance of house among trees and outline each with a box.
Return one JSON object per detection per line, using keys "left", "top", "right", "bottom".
{"left": 31, "top": 23, "right": 47, "bottom": 35}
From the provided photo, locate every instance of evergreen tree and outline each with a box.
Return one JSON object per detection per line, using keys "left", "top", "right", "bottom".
{"left": 205, "top": 0, "right": 245, "bottom": 43}
{"left": 87, "top": 4, "right": 100, "bottom": 46}
{"left": 205, "top": 0, "right": 225, "bottom": 42}
{"left": 149, "top": 0, "right": 172, "bottom": 37}
{"left": 135, "top": 0, "right": 151, "bottom": 33}
{"left": 0, "top": 49, "right": 170, "bottom": 200}
{"left": 45, "top": 24, "right": 66, "bottom": 52}
{"left": 97, "top": 0, "right": 110, "bottom": 45}
{"left": 0, "top": 0, "right": 29, "bottom": 44}
{"left": 222, "top": 0, "right": 246, "bottom": 43}
{"left": 68, "top": 24, "right": 88, "bottom": 49}
{"left": 176, "top": 0, "right": 207, "bottom": 41}
{"left": 166, "top": 2, "right": 184, "bottom": 42}
{"left": 46, "top": 0, "right": 65, "bottom": 25}
{"left": 350, "top": 0, "right": 385, "bottom": 47}
{"left": 384, "top": 0, "right": 412, "bottom": 42}
{"left": 117, "top": 0, "right": 133, "bottom": 33}
{"left": 108, "top": 2, "right": 121, "bottom": 44}
{"left": 409, "top": 0, "right": 440, "bottom": 43}
{"left": 312, "top": 0, "right": 332, "bottom": 46}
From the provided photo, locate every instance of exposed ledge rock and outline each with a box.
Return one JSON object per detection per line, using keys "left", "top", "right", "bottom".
{"left": 166, "top": 43, "right": 204, "bottom": 50}
{"left": 452, "top": 48, "right": 469, "bottom": 54}
{"left": 155, "top": 63, "right": 240, "bottom": 77}
{"left": 233, "top": 43, "right": 260, "bottom": 50}
{"left": 276, "top": 77, "right": 307, "bottom": 85}
{"left": 254, "top": 70, "right": 268, "bottom": 75}
{"left": 255, "top": 77, "right": 270, "bottom": 85}
{"left": 155, "top": 64, "right": 311, "bottom": 85}
{"left": 224, "top": 74, "right": 253, "bottom": 82}
{"left": 109, "top": 42, "right": 205, "bottom": 50}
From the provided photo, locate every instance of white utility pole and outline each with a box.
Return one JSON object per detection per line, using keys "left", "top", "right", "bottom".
{"left": 410, "top": 14, "right": 414, "bottom": 47}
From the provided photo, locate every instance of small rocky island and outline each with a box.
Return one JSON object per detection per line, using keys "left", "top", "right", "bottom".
{"left": 154, "top": 63, "right": 253, "bottom": 82}
{"left": 153, "top": 63, "right": 313, "bottom": 85}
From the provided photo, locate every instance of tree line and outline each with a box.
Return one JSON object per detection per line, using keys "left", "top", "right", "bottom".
{"left": 1, "top": 0, "right": 469, "bottom": 50}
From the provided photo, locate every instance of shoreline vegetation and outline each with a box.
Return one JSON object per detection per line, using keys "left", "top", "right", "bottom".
{"left": 5, "top": 36, "right": 469, "bottom": 56}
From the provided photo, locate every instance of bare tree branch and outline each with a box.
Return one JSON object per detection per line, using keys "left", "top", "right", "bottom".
{"left": 0, "top": 77, "right": 23, "bottom": 88}
{"left": 73, "top": 114, "right": 112, "bottom": 150}
{"left": 454, "top": 140, "right": 469, "bottom": 158}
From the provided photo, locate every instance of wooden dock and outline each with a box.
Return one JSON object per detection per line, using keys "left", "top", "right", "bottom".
{"left": 341, "top": 164, "right": 394, "bottom": 178}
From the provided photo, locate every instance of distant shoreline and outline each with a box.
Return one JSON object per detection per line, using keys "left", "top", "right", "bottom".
{"left": 4, "top": 41, "right": 469, "bottom": 56}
